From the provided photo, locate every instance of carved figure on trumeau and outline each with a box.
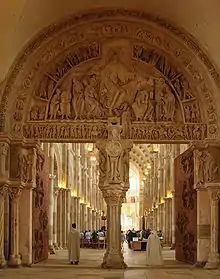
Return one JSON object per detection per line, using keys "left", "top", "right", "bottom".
{"left": 97, "top": 147, "right": 107, "bottom": 187}
{"left": 106, "top": 140, "right": 122, "bottom": 182}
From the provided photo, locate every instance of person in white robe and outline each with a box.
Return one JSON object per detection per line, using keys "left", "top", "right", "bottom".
{"left": 146, "top": 230, "right": 163, "bottom": 266}
{"left": 68, "top": 223, "right": 80, "bottom": 265}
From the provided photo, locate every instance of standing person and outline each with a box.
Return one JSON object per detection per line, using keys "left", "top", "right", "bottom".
{"left": 146, "top": 230, "right": 163, "bottom": 266}
{"left": 68, "top": 223, "right": 80, "bottom": 265}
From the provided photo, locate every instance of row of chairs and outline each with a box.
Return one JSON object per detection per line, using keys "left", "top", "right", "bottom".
{"left": 80, "top": 237, "right": 106, "bottom": 249}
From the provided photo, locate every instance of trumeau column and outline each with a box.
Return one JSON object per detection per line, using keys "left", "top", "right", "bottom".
{"left": 96, "top": 121, "right": 133, "bottom": 269}
{"left": 205, "top": 184, "right": 220, "bottom": 269}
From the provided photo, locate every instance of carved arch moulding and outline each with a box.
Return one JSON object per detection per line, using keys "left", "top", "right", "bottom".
{"left": 0, "top": 8, "right": 219, "bottom": 143}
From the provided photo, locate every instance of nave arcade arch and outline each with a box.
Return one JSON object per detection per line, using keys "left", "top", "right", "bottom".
{"left": 1, "top": 8, "right": 220, "bottom": 270}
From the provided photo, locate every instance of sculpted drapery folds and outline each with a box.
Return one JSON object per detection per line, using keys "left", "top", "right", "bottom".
{"left": 11, "top": 146, "right": 37, "bottom": 184}
{"left": 194, "top": 148, "right": 219, "bottom": 187}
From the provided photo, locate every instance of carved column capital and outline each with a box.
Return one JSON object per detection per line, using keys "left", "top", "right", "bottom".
{"left": 0, "top": 142, "right": 9, "bottom": 156}
{"left": 54, "top": 187, "right": 60, "bottom": 197}
{"left": 9, "top": 187, "right": 23, "bottom": 201}
{"left": 0, "top": 184, "right": 8, "bottom": 197}
{"left": 206, "top": 183, "right": 220, "bottom": 201}
{"left": 102, "top": 188, "right": 125, "bottom": 205}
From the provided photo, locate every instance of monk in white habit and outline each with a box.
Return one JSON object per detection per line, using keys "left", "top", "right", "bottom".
{"left": 68, "top": 223, "right": 80, "bottom": 265}
{"left": 146, "top": 230, "right": 163, "bottom": 266}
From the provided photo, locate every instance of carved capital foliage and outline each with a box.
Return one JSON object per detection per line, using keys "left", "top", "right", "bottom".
{"left": 102, "top": 189, "right": 125, "bottom": 205}
{"left": 0, "top": 185, "right": 8, "bottom": 197}
{"left": 2, "top": 9, "right": 218, "bottom": 141}
{"left": 207, "top": 187, "right": 220, "bottom": 202}
{"left": 9, "top": 187, "right": 23, "bottom": 201}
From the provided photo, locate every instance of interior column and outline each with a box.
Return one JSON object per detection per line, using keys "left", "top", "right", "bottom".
{"left": 62, "top": 189, "right": 67, "bottom": 249}
{"left": 205, "top": 185, "right": 220, "bottom": 269}
{"left": 8, "top": 187, "right": 22, "bottom": 267}
{"left": 19, "top": 187, "right": 33, "bottom": 265}
{"left": 48, "top": 144, "right": 56, "bottom": 254}
{"left": 53, "top": 187, "right": 59, "bottom": 249}
{"left": 0, "top": 185, "right": 7, "bottom": 267}
{"left": 57, "top": 188, "right": 63, "bottom": 249}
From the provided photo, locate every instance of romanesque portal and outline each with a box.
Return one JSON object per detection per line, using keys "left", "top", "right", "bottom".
{"left": 0, "top": 9, "right": 220, "bottom": 269}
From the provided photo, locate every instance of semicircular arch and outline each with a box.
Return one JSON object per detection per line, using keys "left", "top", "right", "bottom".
{"left": 1, "top": 8, "right": 219, "bottom": 143}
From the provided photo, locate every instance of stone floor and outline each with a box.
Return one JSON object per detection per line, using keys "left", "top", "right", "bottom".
{"left": 1, "top": 247, "right": 220, "bottom": 279}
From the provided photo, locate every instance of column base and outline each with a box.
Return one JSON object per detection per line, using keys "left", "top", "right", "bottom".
{"left": 101, "top": 252, "right": 127, "bottom": 269}
{"left": 204, "top": 253, "right": 219, "bottom": 269}
{"left": 8, "top": 254, "right": 21, "bottom": 267}
{"left": 170, "top": 243, "right": 175, "bottom": 250}
{"left": 194, "top": 261, "right": 206, "bottom": 268}
{"left": 0, "top": 256, "right": 6, "bottom": 268}
{"left": 49, "top": 245, "right": 56, "bottom": 255}
{"left": 53, "top": 243, "right": 59, "bottom": 250}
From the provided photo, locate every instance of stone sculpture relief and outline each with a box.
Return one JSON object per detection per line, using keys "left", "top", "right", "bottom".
{"left": 194, "top": 149, "right": 218, "bottom": 186}
{"left": 28, "top": 46, "right": 190, "bottom": 124}
{"left": 1, "top": 11, "right": 217, "bottom": 142}
{"left": 16, "top": 148, "right": 36, "bottom": 183}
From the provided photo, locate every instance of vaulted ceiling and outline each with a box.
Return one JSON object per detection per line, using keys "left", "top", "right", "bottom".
{"left": 0, "top": 0, "right": 220, "bottom": 83}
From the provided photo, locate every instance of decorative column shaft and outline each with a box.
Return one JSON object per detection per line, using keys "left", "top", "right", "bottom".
{"left": 0, "top": 185, "right": 7, "bottom": 267}
{"left": 205, "top": 185, "right": 220, "bottom": 269}
{"left": 8, "top": 187, "right": 22, "bottom": 267}
{"left": 53, "top": 188, "right": 59, "bottom": 249}
{"left": 171, "top": 191, "right": 175, "bottom": 249}
{"left": 62, "top": 189, "right": 67, "bottom": 249}
{"left": 66, "top": 189, "right": 71, "bottom": 238}
{"left": 49, "top": 173, "right": 56, "bottom": 254}
{"left": 57, "top": 189, "right": 63, "bottom": 249}
{"left": 96, "top": 121, "right": 132, "bottom": 269}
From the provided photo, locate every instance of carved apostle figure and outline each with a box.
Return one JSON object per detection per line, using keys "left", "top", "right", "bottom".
{"left": 106, "top": 140, "right": 122, "bottom": 182}
{"left": 204, "top": 151, "right": 218, "bottom": 182}
{"left": 49, "top": 90, "right": 60, "bottom": 119}
{"left": 72, "top": 78, "right": 85, "bottom": 119}
{"left": 60, "top": 89, "right": 71, "bottom": 119}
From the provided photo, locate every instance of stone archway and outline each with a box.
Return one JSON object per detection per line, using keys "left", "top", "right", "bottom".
{"left": 0, "top": 8, "right": 219, "bottom": 141}
{"left": 1, "top": 8, "right": 220, "bottom": 269}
